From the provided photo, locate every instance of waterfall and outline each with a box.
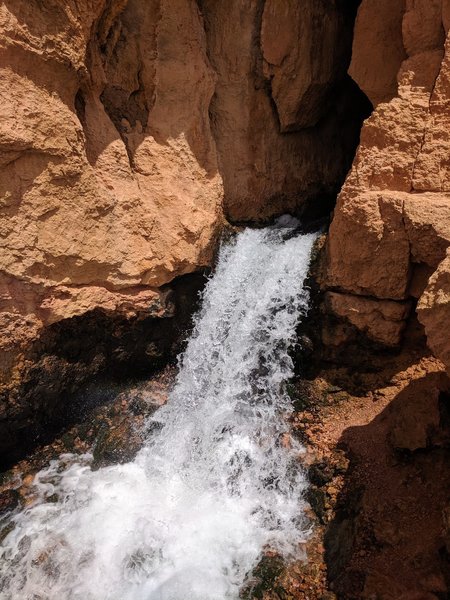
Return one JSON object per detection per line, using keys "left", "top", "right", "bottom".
{"left": 0, "top": 219, "right": 317, "bottom": 600}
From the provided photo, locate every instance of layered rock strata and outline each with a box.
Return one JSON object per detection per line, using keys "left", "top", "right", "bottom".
{"left": 325, "top": 0, "right": 450, "bottom": 371}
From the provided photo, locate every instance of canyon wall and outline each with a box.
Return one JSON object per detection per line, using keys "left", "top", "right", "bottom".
{"left": 0, "top": 0, "right": 223, "bottom": 459}
{"left": 0, "top": 0, "right": 369, "bottom": 461}
{"left": 2, "top": 1, "right": 450, "bottom": 596}
{"left": 3, "top": 0, "right": 450, "bottom": 473}
{"left": 201, "top": 0, "right": 370, "bottom": 221}
{"left": 324, "top": 0, "right": 450, "bottom": 376}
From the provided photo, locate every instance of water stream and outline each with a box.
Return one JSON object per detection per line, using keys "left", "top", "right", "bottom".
{"left": 0, "top": 219, "right": 317, "bottom": 600}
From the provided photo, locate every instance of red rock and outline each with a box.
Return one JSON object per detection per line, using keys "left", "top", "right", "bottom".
{"left": 349, "top": 0, "right": 406, "bottom": 107}
{"left": 325, "top": 292, "right": 411, "bottom": 346}
{"left": 418, "top": 251, "right": 450, "bottom": 375}
{"left": 389, "top": 372, "right": 447, "bottom": 451}
{"left": 326, "top": 0, "right": 450, "bottom": 353}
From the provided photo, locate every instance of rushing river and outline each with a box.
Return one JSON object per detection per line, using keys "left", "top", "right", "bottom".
{"left": 0, "top": 219, "right": 316, "bottom": 600}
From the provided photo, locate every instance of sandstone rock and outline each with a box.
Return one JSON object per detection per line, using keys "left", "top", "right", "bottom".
{"left": 402, "top": 0, "right": 445, "bottom": 57}
{"left": 1, "top": 0, "right": 223, "bottom": 292}
{"left": 327, "top": 192, "right": 410, "bottom": 300}
{"left": 325, "top": 292, "right": 411, "bottom": 346}
{"left": 348, "top": 0, "right": 406, "bottom": 107}
{"left": 38, "top": 286, "right": 172, "bottom": 326}
{"left": 403, "top": 194, "right": 450, "bottom": 266}
{"left": 0, "top": 0, "right": 373, "bottom": 393}
{"left": 412, "top": 33, "right": 450, "bottom": 192}
{"left": 202, "top": 0, "right": 371, "bottom": 222}
{"left": 389, "top": 372, "right": 447, "bottom": 451}
{"left": 261, "top": 0, "right": 353, "bottom": 130}
{"left": 0, "top": 0, "right": 222, "bottom": 388}
{"left": 0, "top": 0, "right": 227, "bottom": 465}
{"left": 327, "top": 191, "right": 450, "bottom": 301}
{"left": 0, "top": 0, "right": 374, "bottom": 462}
{"left": 418, "top": 251, "right": 450, "bottom": 375}
{"left": 326, "top": 0, "right": 450, "bottom": 351}
{"left": 343, "top": 10, "right": 442, "bottom": 199}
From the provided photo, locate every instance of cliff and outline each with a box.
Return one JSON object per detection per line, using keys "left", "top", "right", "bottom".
{"left": 1, "top": 1, "right": 450, "bottom": 598}
{"left": 325, "top": 0, "right": 450, "bottom": 377}
{"left": 0, "top": 0, "right": 369, "bottom": 459}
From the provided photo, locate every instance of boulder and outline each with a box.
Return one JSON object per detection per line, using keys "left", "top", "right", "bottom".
{"left": 325, "top": 292, "right": 411, "bottom": 346}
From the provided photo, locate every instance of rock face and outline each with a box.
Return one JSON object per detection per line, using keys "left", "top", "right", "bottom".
{"left": 4, "top": 0, "right": 450, "bottom": 465}
{"left": 325, "top": 292, "right": 411, "bottom": 346}
{"left": 202, "top": 0, "right": 371, "bottom": 222}
{"left": 325, "top": 0, "right": 450, "bottom": 368}
{"left": 0, "top": 0, "right": 370, "bottom": 459}
{"left": 418, "top": 251, "right": 450, "bottom": 376}
{"left": 260, "top": 0, "right": 355, "bottom": 131}
{"left": 0, "top": 0, "right": 222, "bottom": 384}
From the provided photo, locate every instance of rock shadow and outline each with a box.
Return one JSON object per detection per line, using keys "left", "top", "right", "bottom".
{"left": 325, "top": 373, "right": 450, "bottom": 599}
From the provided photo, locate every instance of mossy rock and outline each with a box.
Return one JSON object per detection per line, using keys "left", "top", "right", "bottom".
{"left": 309, "top": 461, "right": 334, "bottom": 487}
{"left": 92, "top": 421, "right": 140, "bottom": 468}
{"left": 285, "top": 382, "right": 311, "bottom": 412}
{"left": 306, "top": 486, "right": 327, "bottom": 524}
{"left": 241, "top": 554, "right": 286, "bottom": 599}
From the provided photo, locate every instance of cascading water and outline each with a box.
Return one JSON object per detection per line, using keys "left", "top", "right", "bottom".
{"left": 0, "top": 219, "right": 317, "bottom": 600}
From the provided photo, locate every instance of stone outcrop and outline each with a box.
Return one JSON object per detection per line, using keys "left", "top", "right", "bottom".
{"left": 348, "top": 0, "right": 406, "bottom": 107}
{"left": 201, "top": 0, "right": 371, "bottom": 222}
{"left": 0, "top": 0, "right": 222, "bottom": 388}
{"left": 260, "top": 0, "right": 355, "bottom": 131}
{"left": 2, "top": 1, "right": 450, "bottom": 597}
{"left": 325, "top": 0, "right": 450, "bottom": 362}
{"left": 325, "top": 292, "right": 411, "bottom": 346}
{"left": 327, "top": 191, "right": 450, "bottom": 299}
{"left": 389, "top": 370, "right": 449, "bottom": 451}
{"left": 3, "top": 0, "right": 450, "bottom": 472}
{"left": 418, "top": 250, "right": 450, "bottom": 375}
{"left": 0, "top": 0, "right": 370, "bottom": 459}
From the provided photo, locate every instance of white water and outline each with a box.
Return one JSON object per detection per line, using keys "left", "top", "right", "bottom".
{"left": 0, "top": 220, "right": 316, "bottom": 600}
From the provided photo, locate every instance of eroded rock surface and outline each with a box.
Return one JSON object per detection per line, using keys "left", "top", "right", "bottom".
{"left": 325, "top": 292, "right": 411, "bottom": 346}
{"left": 418, "top": 250, "right": 450, "bottom": 375}
{"left": 203, "top": 0, "right": 370, "bottom": 222}
{"left": 325, "top": 0, "right": 450, "bottom": 366}
{"left": 0, "top": 0, "right": 222, "bottom": 392}
{"left": 0, "top": 0, "right": 370, "bottom": 459}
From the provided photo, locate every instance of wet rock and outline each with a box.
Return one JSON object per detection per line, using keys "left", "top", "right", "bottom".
{"left": 306, "top": 487, "right": 328, "bottom": 525}
{"left": 309, "top": 461, "right": 335, "bottom": 488}
{"left": 240, "top": 554, "right": 285, "bottom": 600}
{"left": 92, "top": 420, "right": 141, "bottom": 468}
{"left": 0, "top": 489, "right": 20, "bottom": 515}
{"left": 0, "top": 274, "right": 199, "bottom": 468}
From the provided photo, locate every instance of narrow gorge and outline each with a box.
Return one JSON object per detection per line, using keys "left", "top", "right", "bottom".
{"left": 0, "top": 1, "right": 450, "bottom": 599}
